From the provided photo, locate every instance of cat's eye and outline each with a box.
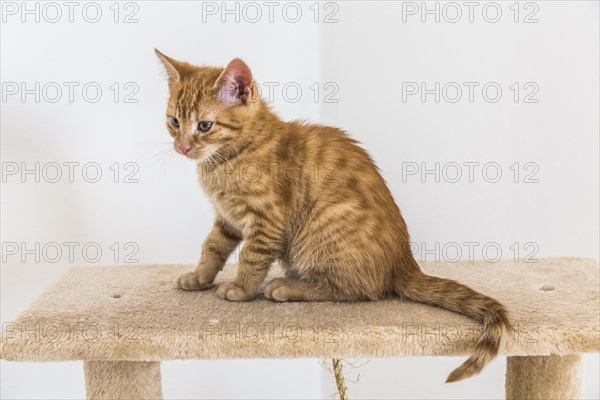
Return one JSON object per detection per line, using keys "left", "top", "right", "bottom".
{"left": 168, "top": 116, "right": 180, "bottom": 129}
{"left": 198, "top": 121, "right": 213, "bottom": 133}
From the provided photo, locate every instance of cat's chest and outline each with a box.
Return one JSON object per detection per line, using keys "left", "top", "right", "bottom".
{"left": 210, "top": 192, "right": 249, "bottom": 231}
{"left": 197, "top": 165, "right": 257, "bottom": 233}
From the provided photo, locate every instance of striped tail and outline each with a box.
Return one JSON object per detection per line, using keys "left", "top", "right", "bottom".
{"left": 395, "top": 260, "right": 510, "bottom": 383}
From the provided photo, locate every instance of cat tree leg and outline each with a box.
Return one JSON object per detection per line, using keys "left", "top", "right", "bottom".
{"left": 505, "top": 354, "right": 582, "bottom": 400}
{"left": 84, "top": 361, "right": 163, "bottom": 400}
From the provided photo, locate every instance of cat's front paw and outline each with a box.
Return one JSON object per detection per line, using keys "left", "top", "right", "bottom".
{"left": 216, "top": 282, "right": 256, "bottom": 302}
{"left": 176, "top": 272, "right": 212, "bottom": 291}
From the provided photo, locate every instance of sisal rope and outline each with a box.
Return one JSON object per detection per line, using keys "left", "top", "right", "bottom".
{"left": 332, "top": 359, "right": 349, "bottom": 400}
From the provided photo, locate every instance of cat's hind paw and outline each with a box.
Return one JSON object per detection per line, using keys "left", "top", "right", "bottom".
{"left": 263, "top": 278, "right": 291, "bottom": 302}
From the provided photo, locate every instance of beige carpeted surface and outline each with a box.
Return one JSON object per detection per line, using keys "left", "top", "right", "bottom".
{"left": 84, "top": 360, "right": 163, "bottom": 399}
{"left": 1, "top": 257, "right": 598, "bottom": 362}
{"left": 505, "top": 354, "right": 583, "bottom": 399}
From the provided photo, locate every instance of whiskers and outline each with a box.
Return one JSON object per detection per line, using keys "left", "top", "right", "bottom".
{"left": 204, "top": 152, "right": 219, "bottom": 171}
{"left": 198, "top": 149, "right": 235, "bottom": 180}
{"left": 212, "top": 150, "right": 235, "bottom": 172}
{"left": 144, "top": 140, "right": 177, "bottom": 167}
{"left": 157, "top": 146, "right": 178, "bottom": 167}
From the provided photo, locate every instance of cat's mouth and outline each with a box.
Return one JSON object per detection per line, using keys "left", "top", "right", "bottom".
{"left": 173, "top": 143, "right": 208, "bottom": 161}
{"left": 184, "top": 149, "right": 204, "bottom": 161}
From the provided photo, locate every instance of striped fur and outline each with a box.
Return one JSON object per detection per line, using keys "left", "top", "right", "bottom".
{"left": 156, "top": 51, "right": 510, "bottom": 382}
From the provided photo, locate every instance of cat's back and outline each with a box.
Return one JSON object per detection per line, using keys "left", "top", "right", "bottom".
{"left": 291, "top": 122, "right": 392, "bottom": 194}
{"left": 287, "top": 122, "right": 379, "bottom": 175}
{"left": 281, "top": 121, "right": 403, "bottom": 226}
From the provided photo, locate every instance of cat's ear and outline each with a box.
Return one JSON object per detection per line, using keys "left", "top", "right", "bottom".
{"left": 154, "top": 49, "right": 185, "bottom": 90}
{"left": 214, "top": 58, "right": 254, "bottom": 105}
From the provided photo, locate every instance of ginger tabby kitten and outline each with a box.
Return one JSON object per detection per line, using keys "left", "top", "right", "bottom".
{"left": 155, "top": 50, "right": 510, "bottom": 383}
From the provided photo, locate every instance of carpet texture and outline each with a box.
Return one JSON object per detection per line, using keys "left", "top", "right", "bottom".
{"left": 505, "top": 354, "right": 582, "bottom": 399}
{"left": 84, "top": 361, "right": 162, "bottom": 400}
{"left": 1, "top": 257, "right": 598, "bottom": 362}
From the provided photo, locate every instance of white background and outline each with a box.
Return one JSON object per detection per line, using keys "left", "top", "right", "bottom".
{"left": 1, "top": 1, "right": 598, "bottom": 399}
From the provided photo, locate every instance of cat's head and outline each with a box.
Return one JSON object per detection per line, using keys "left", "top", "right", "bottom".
{"left": 155, "top": 49, "right": 259, "bottom": 161}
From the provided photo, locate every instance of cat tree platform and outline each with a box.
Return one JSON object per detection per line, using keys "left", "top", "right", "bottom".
{"left": 2, "top": 257, "right": 598, "bottom": 399}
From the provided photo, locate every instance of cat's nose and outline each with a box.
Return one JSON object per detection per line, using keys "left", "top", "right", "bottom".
{"left": 178, "top": 145, "right": 191, "bottom": 155}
